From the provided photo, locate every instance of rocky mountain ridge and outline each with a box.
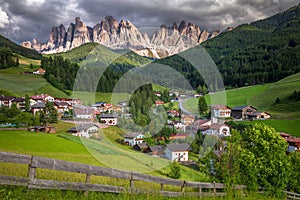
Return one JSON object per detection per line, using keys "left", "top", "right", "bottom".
{"left": 21, "top": 16, "right": 231, "bottom": 58}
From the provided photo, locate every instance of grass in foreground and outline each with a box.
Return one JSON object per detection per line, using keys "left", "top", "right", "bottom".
{"left": 0, "top": 185, "right": 284, "bottom": 200}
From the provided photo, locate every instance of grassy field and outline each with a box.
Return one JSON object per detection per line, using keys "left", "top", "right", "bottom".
{"left": 71, "top": 91, "right": 130, "bottom": 105}
{"left": 241, "top": 119, "right": 300, "bottom": 137}
{"left": 0, "top": 66, "right": 68, "bottom": 98}
{"left": 183, "top": 73, "right": 300, "bottom": 118}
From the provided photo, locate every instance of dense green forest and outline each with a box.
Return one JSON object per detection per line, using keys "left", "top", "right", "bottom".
{"left": 157, "top": 4, "right": 300, "bottom": 89}
{"left": 0, "top": 35, "right": 42, "bottom": 60}
{"left": 129, "top": 83, "right": 155, "bottom": 126}
{"left": 42, "top": 56, "right": 79, "bottom": 93}
{"left": 0, "top": 47, "right": 19, "bottom": 69}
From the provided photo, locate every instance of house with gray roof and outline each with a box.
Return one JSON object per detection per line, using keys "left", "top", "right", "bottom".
{"left": 123, "top": 132, "right": 144, "bottom": 146}
{"left": 165, "top": 143, "right": 190, "bottom": 162}
{"left": 68, "top": 123, "right": 99, "bottom": 138}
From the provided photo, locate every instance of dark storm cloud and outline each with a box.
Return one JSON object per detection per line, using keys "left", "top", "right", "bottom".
{"left": 0, "top": 0, "right": 299, "bottom": 43}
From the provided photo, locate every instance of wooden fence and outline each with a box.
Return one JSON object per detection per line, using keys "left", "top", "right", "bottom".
{"left": 0, "top": 151, "right": 298, "bottom": 198}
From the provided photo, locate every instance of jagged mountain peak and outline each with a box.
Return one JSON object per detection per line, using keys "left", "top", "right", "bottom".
{"left": 21, "top": 16, "right": 224, "bottom": 58}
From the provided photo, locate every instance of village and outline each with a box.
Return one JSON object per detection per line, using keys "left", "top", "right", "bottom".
{"left": 0, "top": 92, "right": 299, "bottom": 163}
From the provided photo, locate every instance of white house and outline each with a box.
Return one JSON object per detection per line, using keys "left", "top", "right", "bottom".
{"left": 73, "top": 108, "right": 94, "bottom": 120}
{"left": 123, "top": 132, "right": 145, "bottom": 146}
{"left": 99, "top": 113, "right": 118, "bottom": 126}
{"left": 165, "top": 143, "right": 190, "bottom": 162}
{"left": 68, "top": 123, "right": 99, "bottom": 138}
{"left": 31, "top": 102, "right": 46, "bottom": 115}
{"left": 202, "top": 123, "right": 231, "bottom": 137}
{"left": 211, "top": 105, "right": 231, "bottom": 118}
{"left": 31, "top": 94, "right": 54, "bottom": 102}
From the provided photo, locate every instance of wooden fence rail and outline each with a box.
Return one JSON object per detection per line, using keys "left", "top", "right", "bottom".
{"left": 0, "top": 151, "right": 298, "bottom": 198}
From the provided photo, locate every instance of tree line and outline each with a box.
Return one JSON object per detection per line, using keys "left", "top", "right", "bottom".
{"left": 0, "top": 47, "right": 19, "bottom": 69}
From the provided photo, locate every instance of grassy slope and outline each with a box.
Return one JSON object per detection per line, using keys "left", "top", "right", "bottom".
{"left": 183, "top": 73, "right": 300, "bottom": 136}
{"left": 0, "top": 35, "right": 42, "bottom": 60}
{"left": 184, "top": 73, "right": 300, "bottom": 113}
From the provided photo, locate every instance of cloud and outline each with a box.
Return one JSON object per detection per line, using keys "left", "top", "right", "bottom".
{"left": 0, "top": 0, "right": 298, "bottom": 43}
{"left": 0, "top": 6, "right": 10, "bottom": 28}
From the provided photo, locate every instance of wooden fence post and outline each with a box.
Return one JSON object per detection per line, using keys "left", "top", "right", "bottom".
{"left": 130, "top": 172, "right": 134, "bottom": 191}
{"left": 181, "top": 181, "right": 185, "bottom": 193}
{"left": 199, "top": 186, "right": 202, "bottom": 195}
{"left": 27, "top": 155, "right": 36, "bottom": 190}
{"left": 213, "top": 181, "right": 216, "bottom": 195}
{"left": 84, "top": 174, "right": 91, "bottom": 196}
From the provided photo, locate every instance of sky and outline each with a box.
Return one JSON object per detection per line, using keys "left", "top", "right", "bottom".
{"left": 0, "top": 0, "right": 299, "bottom": 44}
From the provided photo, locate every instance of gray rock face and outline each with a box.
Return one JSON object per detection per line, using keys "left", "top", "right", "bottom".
{"left": 21, "top": 16, "right": 228, "bottom": 58}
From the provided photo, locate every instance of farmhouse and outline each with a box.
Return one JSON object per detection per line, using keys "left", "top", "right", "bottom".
{"left": 279, "top": 132, "right": 300, "bottom": 153}
{"left": 155, "top": 100, "right": 164, "bottom": 106}
{"left": 231, "top": 105, "right": 257, "bottom": 119}
{"left": 167, "top": 110, "right": 180, "bottom": 118}
{"left": 31, "top": 102, "right": 46, "bottom": 114}
{"left": 133, "top": 142, "right": 149, "bottom": 152}
{"left": 68, "top": 123, "right": 99, "bottom": 138}
{"left": 123, "top": 132, "right": 145, "bottom": 146}
{"left": 73, "top": 108, "right": 94, "bottom": 120}
{"left": 99, "top": 113, "right": 118, "bottom": 126}
{"left": 148, "top": 145, "right": 165, "bottom": 156}
{"left": 181, "top": 115, "right": 195, "bottom": 126}
{"left": 211, "top": 105, "right": 231, "bottom": 118}
{"left": 202, "top": 123, "right": 231, "bottom": 137}
{"left": 33, "top": 68, "right": 46, "bottom": 75}
{"left": 247, "top": 112, "right": 271, "bottom": 120}
{"left": 12, "top": 98, "right": 25, "bottom": 111}
{"left": 165, "top": 143, "right": 190, "bottom": 162}
{"left": 29, "top": 126, "right": 56, "bottom": 133}
{"left": 54, "top": 101, "right": 70, "bottom": 115}
{"left": 0, "top": 96, "right": 15, "bottom": 107}
{"left": 31, "top": 94, "right": 54, "bottom": 102}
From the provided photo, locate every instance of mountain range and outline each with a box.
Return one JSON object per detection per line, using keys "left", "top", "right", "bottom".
{"left": 20, "top": 16, "right": 229, "bottom": 58}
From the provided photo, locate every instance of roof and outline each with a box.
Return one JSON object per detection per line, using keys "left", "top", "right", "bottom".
{"left": 279, "top": 132, "right": 292, "bottom": 138}
{"left": 231, "top": 105, "right": 257, "bottom": 111}
{"left": 99, "top": 113, "right": 118, "bottom": 118}
{"left": 31, "top": 94, "right": 52, "bottom": 100}
{"left": 0, "top": 96, "right": 15, "bottom": 101}
{"left": 31, "top": 102, "right": 46, "bottom": 108}
{"left": 166, "top": 143, "right": 190, "bottom": 152}
{"left": 209, "top": 123, "right": 227, "bottom": 130}
{"left": 74, "top": 108, "right": 94, "bottom": 115}
{"left": 134, "top": 142, "right": 148, "bottom": 149}
{"left": 54, "top": 101, "right": 69, "bottom": 107}
{"left": 123, "top": 132, "right": 144, "bottom": 139}
{"left": 149, "top": 145, "right": 165, "bottom": 152}
{"left": 69, "top": 123, "right": 98, "bottom": 132}
{"left": 212, "top": 105, "right": 231, "bottom": 110}
{"left": 12, "top": 97, "right": 25, "bottom": 103}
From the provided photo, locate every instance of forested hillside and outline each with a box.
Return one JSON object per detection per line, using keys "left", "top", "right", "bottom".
{"left": 157, "top": 4, "right": 300, "bottom": 89}
{"left": 0, "top": 35, "right": 42, "bottom": 60}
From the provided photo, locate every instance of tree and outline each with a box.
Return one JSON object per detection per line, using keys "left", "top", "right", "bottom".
{"left": 287, "top": 152, "right": 300, "bottom": 193}
{"left": 167, "top": 161, "right": 181, "bottom": 179}
{"left": 198, "top": 96, "right": 208, "bottom": 115}
{"left": 158, "top": 126, "right": 173, "bottom": 141}
{"left": 25, "top": 94, "right": 30, "bottom": 112}
{"left": 39, "top": 102, "right": 58, "bottom": 126}
{"left": 191, "top": 130, "right": 206, "bottom": 154}
{"left": 15, "top": 112, "right": 35, "bottom": 127}
{"left": 7, "top": 103, "right": 21, "bottom": 118}
{"left": 216, "top": 123, "right": 290, "bottom": 195}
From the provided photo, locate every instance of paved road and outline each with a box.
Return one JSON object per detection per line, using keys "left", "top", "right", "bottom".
{"left": 178, "top": 97, "right": 195, "bottom": 116}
